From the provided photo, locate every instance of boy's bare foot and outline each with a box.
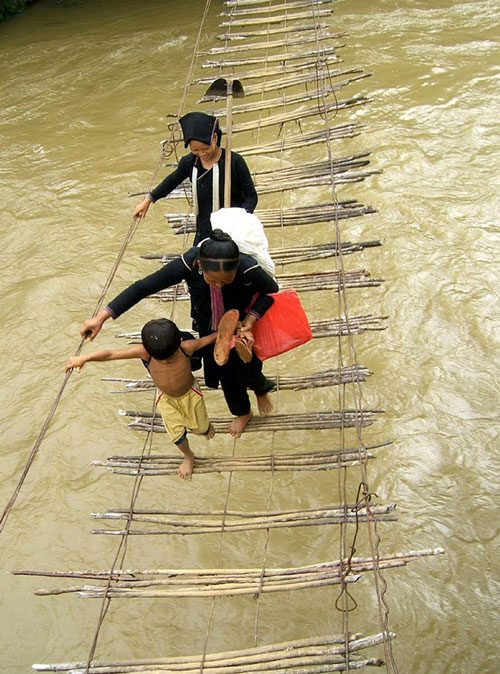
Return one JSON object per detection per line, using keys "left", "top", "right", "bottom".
{"left": 214, "top": 309, "right": 240, "bottom": 366}
{"left": 204, "top": 422, "right": 215, "bottom": 440}
{"left": 178, "top": 454, "right": 194, "bottom": 480}
{"left": 256, "top": 393, "right": 273, "bottom": 416}
{"left": 229, "top": 410, "right": 253, "bottom": 438}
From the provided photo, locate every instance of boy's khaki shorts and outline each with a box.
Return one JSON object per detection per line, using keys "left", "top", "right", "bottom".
{"left": 156, "top": 381, "right": 210, "bottom": 445}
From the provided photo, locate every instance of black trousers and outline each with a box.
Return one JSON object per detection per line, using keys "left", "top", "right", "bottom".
{"left": 201, "top": 345, "right": 272, "bottom": 416}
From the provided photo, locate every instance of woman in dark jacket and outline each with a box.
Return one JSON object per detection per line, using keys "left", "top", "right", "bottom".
{"left": 81, "top": 230, "right": 278, "bottom": 437}
{"left": 133, "top": 112, "right": 258, "bottom": 244}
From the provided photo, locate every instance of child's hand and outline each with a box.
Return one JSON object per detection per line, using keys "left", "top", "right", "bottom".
{"left": 236, "top": 324, "right": 255, "bottom": 349}
{"left": 66, "top": 356, "right": 85, "bottom": 372}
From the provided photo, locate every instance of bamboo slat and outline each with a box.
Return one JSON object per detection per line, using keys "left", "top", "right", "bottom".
{"left": 115, "top": 315, "right": 388, "bottom": 345}
{"left": 220, "top": 9, "right": 332, "bottom": 26}
{"left": 233, "top": 122, "right": 362, "bottom": 153}
{"left": 118, "top": 409, "right": 381, "bottom": 437}
{"left": 221, "top": 0, "right": 333, "bottom": 16}
{"left": 142, "top": 241, "right": 381, "bottom": 266}
{"left": 32, "top": 632, "right": 389, "bottom": 673}
{"left": 205, "top": 75, "right": 369, "bottom": 116}
{"left": 165, "top": 153, "right": 377, "bottom": 200}
{"left": 102, "top": 365, "right": 374, "bottom": 394}
{"left": 149, "top": 270, "right": 382, "bottom": 303}
{"left": 219, "top": 68, "right": 366, "bottom": 99}
{"left": 91, "top": 503, "right": 397, "bottom": 536}
{"left": 203, "top": 32, "right": 345, "bottom": 55}
{"left": 228, "top": 96, "right": 368, "bottom": 133}
{"left": 25, "top": 549, "right": 444, "bottom": 599}
{"left": 91, "top": 441, "right": 391, "bottom": 476}
{"left": 193, "top": 54, "right": 340, "bottom": 84}
{"left": 202, "top": 45, "right": 339, "bottom": 69}
{"left": 164, "top": 201, "right": 376, "bottom": 234}
{"left": 216, "top": 24, "right": 330, "bottom": 40}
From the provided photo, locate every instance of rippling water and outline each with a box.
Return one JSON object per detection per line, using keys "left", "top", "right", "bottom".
{"left": 1, "top": 0, "right": 499, "bottom": 672}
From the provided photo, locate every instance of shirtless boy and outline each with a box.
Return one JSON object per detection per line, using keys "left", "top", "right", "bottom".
{"left": 66, "top": 318, "right": 218, "bottom": 481}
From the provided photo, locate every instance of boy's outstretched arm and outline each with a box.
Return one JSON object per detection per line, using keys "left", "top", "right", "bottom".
{"left": 66, "top": 344, "right": 148, "bottom": 372}
{"left": 180, "top": 332, "right": 217, "bottom": 356}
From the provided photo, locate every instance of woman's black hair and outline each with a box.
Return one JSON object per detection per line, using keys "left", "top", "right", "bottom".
{"left": 199, "top": 229, "right": 239, "bottom": 272}
{"left": 141, "top": 318, "right": 181, "bottom": 360}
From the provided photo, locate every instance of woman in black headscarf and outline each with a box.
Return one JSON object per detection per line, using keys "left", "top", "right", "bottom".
{"left": 80, "top": 230, "right": 277, "bottom": 438}
{"left": 133, "top": 112, "right": 258, "bottom": 244}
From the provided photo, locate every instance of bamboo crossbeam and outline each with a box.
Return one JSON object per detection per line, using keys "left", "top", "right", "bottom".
{"left": 228, "top": 96, "right": 368, "bottom": 133}
{"left": 115, "top": 315, "right": 388, "bottom": 346}
{"left": 91, "top": 503, "right": 397, "bottom": 536}
{"left": 221, "top": 0, "right": 333, "bottom": 16}
{"left": 203, "top": 32, "right": 344, "bottom": 55}
{"left": 220, "top": 9, "right": 332, "bottom": 26}
{"left": 166, "top": 207, "right": 374, "bottom": 231}
{"left": 162, "top": 199, "right": 375, "bottom": 230}
{"left": 222, "top": 68, "right": 365, "bottom": 99}
{"left": 25, "top": 549, "right": 444, "bottom": 598}
{"left": 225, "top": 0, "right": 329, "bottom": 5}
{"left": 17, "top": 549, "right": 443, "bottom": 581}
{"left": 149, "top": 270, "right": 382, "bottom": 303}
{"left": 33, "top": 654, "right": 382, "bottom": 673}
{"left": 166, "top": 154, "right": 377, "bottom": 200}
{"left": 193, "top": 54, "right": 340, "bottom": 84}
{"left": 142, "top": 241, "right": 381, "bottom": 266}
{"left": 202, "top": 45, "right": 340, "bottom": 69}
{"left": 165, "top": 201, "right": 375, "bottom": 234}
{"left": 235, "top": 122, "right": 362, "bottom": 153}
{"left": 216, "top": 24, "right": 330, "bottom": 40}
{"left": 32, "top": 633, "right": 389, "bottom": 673}
{"left": 205, "top": 75, "right": 369, "bottom": 116}
{"left": 102, "top": 365, "right": 374, "bottom": 394}
{"left": 117, "top": 409, "right": 380, "bottom": 437}
{"left": 91, "top": 441, "right": 391, "bottom": 476}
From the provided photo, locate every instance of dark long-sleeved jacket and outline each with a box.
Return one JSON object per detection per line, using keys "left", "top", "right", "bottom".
{"left": 107, "top": 247, "right": 278, "bottom": 336}
{"left": 106, "top": 248, "right": 278, "bottom": 389}
{"left": 149, "top": 149, "right": 258, "bottom": 242}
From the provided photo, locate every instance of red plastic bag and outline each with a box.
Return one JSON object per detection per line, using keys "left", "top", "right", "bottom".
{"left": 252, "top": 289, "right": 313, "bottom": 361}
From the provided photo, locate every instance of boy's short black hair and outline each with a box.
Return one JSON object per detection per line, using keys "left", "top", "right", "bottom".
{"left": 141, "top": 318, "right": 181, "bottom": 360}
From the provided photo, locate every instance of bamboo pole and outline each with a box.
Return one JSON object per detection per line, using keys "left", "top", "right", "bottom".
{"left": 193, "top": 54, "right": 340, "bottom": 85}
{"left": 143, "top": 241, "right": 381, "bottom": 265}
{"left": 206, "top": 75, "right": 369, "bottom": 116}
{"left": 221, "top": 0, "right": 334, "bottom": 16}
{"left": 223, "top": 68, "right": 366, "bottom": 99}
{"left": 220, "top": 9, "right": 332, "bottom": 26}
{"left": 149, "top": 270, "right": 382, "bottom": 303}
{"left": 26, "top": 549, "right": 444, "bottom": 598}
{"left": 202, "top": 45, "right": 339, "bottom": 69}
{"left": 203, "top": 32, "right": 345, "bottom": 55}
{"left": 102, "top": 365, "right": 375, "bottom": 395}
{"left": 216, "top": 24, "right": 330, "bottom": 40}
{"left": 31, "top": 632, "right": 389, "bottom": 673}
{"left": 113, "top": 315, "right": 388, "bottom": 345}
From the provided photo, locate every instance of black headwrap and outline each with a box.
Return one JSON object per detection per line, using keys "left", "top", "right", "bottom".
{"left": 179, "top": 112, "right": 222, "bottom": 148}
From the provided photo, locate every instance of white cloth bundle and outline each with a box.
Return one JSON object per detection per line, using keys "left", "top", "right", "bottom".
{"left": 210, "top": 207, "right": 276, "bottom": 277}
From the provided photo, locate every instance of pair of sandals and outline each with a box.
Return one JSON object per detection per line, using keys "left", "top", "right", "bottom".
{"left": 214, "top": 309, "right": 253, "bottom": 366}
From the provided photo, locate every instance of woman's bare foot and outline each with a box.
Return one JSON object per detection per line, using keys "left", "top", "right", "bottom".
{"left": 204, "top": 422, "right": 215, "bottom": 440}
{"left": 256, "top": 393, "right": 273, "bottom": 416}
{"left": 178, "top": 454, "right": 194, "bottom": 480}
{"left": 229, "top": 410, "right": 253, "bottom": 438}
